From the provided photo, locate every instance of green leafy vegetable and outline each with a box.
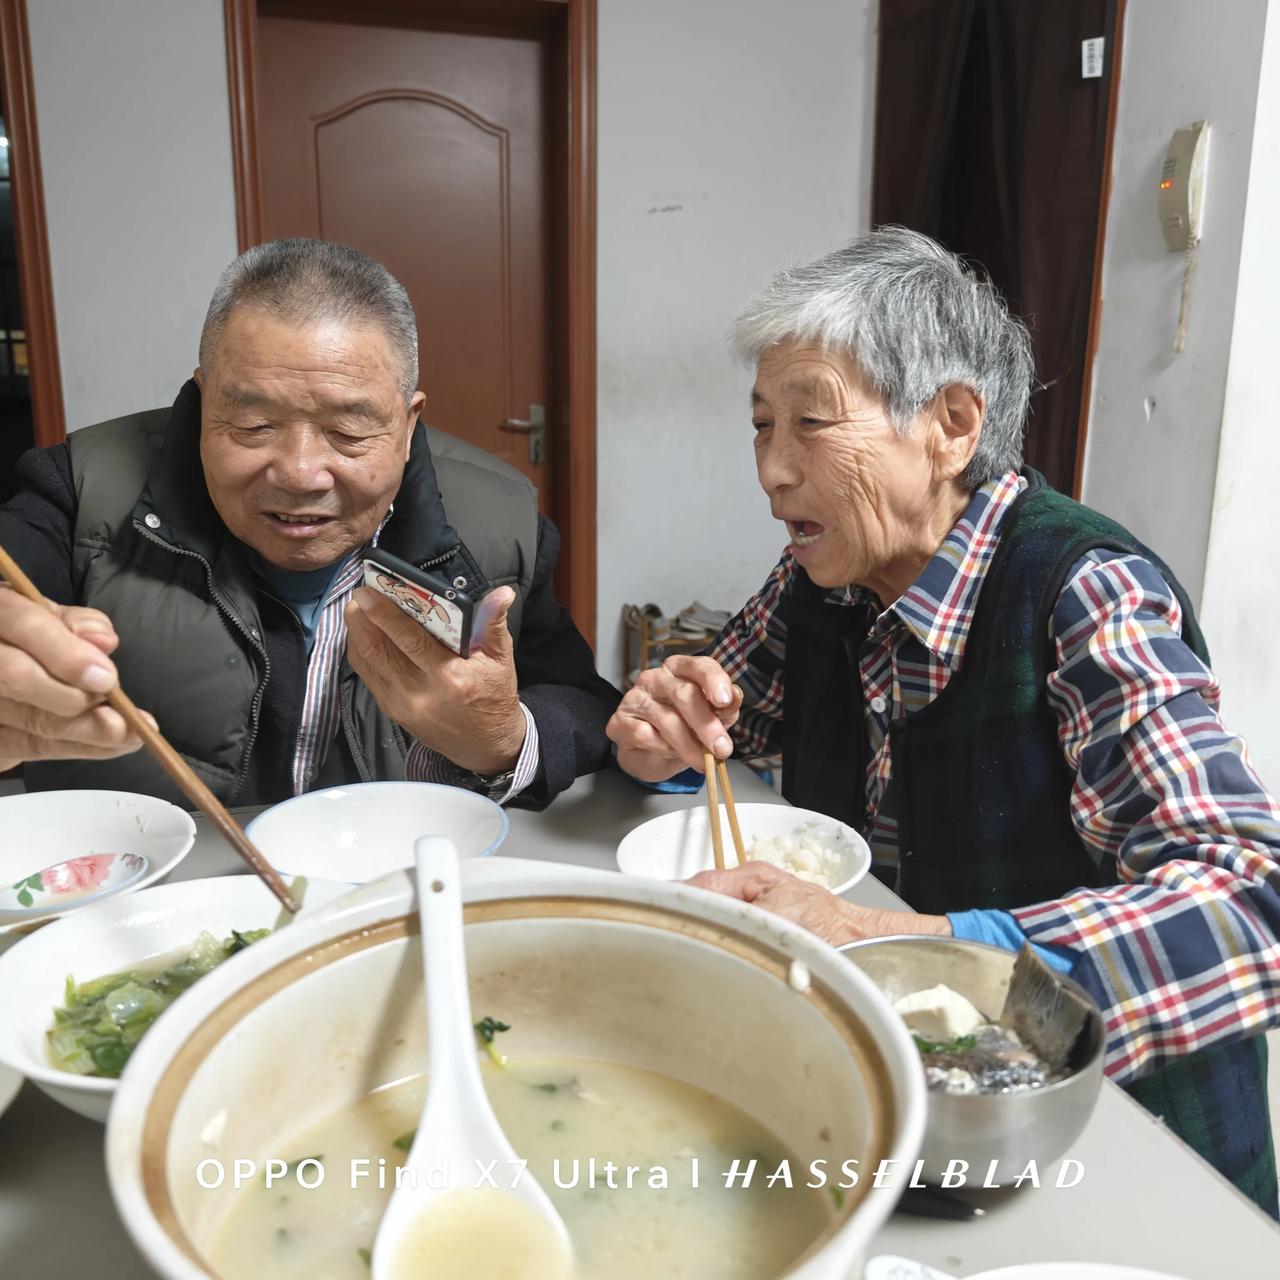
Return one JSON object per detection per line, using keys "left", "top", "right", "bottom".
{"left": 46, "top": 927, "right": 272, "bottom": 1079}
{"left": 357, "top": 1246, "right": 372, "bottom": 1267}
{"left": 393, "top": 1129, "right": 416, "bottom": 1152}
{"left": 474, "top": 1015, "right": 511, "bottom": 1067}
{"left": 531, "top": 1076, "right": 583, "bottom": 1098}
{"left": 273, "top": 876, "right": 308, "bottom": 930}
{"left": 830, "top": 1185, "right": 845, "bottom": 1211}
{"left": 912, "top": 1032, "right": 977, "bottom": 1055}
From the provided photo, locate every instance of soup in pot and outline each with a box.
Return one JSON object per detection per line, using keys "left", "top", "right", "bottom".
{"left": 208, "top": 1056, "right": 832, "bottom": 1279}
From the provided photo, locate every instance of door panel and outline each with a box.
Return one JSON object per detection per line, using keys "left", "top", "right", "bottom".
{"left": 257, "top": 15, "right": 551, "bottom": 502}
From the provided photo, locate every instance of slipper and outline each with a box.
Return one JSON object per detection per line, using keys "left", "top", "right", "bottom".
{"left": 679, "top": 600, "right": 731, "bottom": 630}
{"left": 641, "top": 603, "right": 669, "bottom": 639}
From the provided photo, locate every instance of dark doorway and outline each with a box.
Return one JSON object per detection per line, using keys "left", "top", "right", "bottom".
{"left": 0, "top": 111, "right": 32, "bottom": 501}
{"left": 0, "top": 0, "right": 66, "bottom": 495}
{"left": 872, "top": 0, "right": 1124, "bottom": 495}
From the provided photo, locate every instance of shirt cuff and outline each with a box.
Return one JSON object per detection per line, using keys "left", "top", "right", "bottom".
{"left": 610, "top": 739, "right": 704, "bottom": 793}
{"left": 404, "top": 703, "right": 540, "bottom": 806}
{"left": 638, "top": 766, "right": 704, "bottom": 794}
{"left": 947, "top": 908, "right": 1078, "bottom": 975}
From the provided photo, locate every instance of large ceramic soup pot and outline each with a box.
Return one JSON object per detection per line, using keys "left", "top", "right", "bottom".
{"left": 107, "top": 858, "right": 926, "bottom": 1279}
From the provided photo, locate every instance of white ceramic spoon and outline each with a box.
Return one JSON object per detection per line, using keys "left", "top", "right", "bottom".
{"left": 0, "top": 852, "right": 148, "bottom": 923}
{"left": 371, "top": 836, "right": 572, "bottom": 1280}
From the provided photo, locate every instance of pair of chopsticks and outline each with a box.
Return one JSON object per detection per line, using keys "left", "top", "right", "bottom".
{"left": 0, "top": 545, "right": 300, "bottom": 914}
{"left": 703, "top": 751, "right": 745, "bottom": 871}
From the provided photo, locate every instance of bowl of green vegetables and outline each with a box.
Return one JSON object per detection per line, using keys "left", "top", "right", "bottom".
{"left": 0, "top": 874, "right": 347, "bottom": 1121}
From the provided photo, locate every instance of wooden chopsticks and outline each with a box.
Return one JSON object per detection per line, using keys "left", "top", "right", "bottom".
{"left": 0, "top": 545, "right": 299, "bottom": 914}
{"left": 704, "top": 751, "right": 745, "bottom": 871}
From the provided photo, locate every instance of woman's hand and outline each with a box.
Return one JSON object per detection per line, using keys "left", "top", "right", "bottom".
{"left": 606, "top": 655, "right": 745, "bottom": 782}
{"left": 687, "top": 862, "right": 951, "bottom": 946}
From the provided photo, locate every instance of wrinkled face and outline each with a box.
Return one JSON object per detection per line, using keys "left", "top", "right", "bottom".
{"left": 197, "top": 308, "right": 424, "bottom": 571}
{"left": 751, "top": 342, "right": 944, "bottom": 598}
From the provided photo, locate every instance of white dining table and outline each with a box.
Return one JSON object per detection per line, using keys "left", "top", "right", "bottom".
{"left": 0, "top": 765, "right": 1276, "bottom": 1279}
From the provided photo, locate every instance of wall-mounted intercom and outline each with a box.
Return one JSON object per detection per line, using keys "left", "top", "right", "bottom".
{"left": 1159, "top": 120, "right": 1210, "bottom": 252}
{"left": 1160, "top": 121, "right": 1210, "bottom": 352}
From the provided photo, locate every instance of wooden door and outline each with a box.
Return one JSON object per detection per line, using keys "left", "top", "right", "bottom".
{"left": 256, "top": 14, "right": 552, "bottom": 503}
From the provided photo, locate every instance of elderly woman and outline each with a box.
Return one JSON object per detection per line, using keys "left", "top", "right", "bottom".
{"left": 607, "top": 228, "right": 1280, "bottom": 1215}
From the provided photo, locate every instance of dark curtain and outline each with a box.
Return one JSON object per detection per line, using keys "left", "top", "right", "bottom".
{"left": 873, "top": 0, "right": 1117, "bottom": 494}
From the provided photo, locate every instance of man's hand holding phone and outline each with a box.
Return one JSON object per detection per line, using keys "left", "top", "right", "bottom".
{"left": 344, "top": 583, "right": 527, "bottom": 776}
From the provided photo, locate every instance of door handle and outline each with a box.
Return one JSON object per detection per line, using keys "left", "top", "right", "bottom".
{"left": 497, "top": 404, "right": 545, "bottom": 464}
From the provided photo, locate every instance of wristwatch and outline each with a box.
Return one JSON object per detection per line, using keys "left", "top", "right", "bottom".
{"left": 478, "top": 767, "right": 517, "bottom": 802}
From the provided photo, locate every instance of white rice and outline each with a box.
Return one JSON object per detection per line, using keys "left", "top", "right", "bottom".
{"left": 743, "top": 820, "right": 848, "bottom": 887}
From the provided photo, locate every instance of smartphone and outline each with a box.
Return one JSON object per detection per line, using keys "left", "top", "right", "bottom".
{"left": 362, "top": 549, "right": 477, "bottom": 655}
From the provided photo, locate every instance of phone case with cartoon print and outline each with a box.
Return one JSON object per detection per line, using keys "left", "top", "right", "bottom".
{"left": 361, "top": 550, "right": 474, "bottom": 654}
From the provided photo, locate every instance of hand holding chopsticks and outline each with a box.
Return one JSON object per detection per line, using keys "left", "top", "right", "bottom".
{"left": 704, "top": 751, "right": 746, "bottom": 870}
{"left": 0, "top": 544, "right": 300, "bottom": 914}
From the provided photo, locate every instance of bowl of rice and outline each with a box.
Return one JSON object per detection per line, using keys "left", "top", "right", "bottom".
{"left": 616, "top": 802, "right": 871, "bottom": 895}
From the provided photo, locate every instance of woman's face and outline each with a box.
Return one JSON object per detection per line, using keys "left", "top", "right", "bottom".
{"left": 750, "top": 342, "right": 974, "bottom": 600}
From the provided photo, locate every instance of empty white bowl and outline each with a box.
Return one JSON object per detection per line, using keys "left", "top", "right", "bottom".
{"left": 244, "top": 781, "right": 508, "bottom": 883}
{"left": 0, "top": 790, "right": 197, "bottom": 948}
{"left": 0, "top": 874, "right": 348, "bottom": 1122}
{"left": 616, "top": 802, "right": 871, "bottom": 895}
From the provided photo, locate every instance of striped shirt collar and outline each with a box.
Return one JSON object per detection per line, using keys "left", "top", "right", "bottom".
{"left": 319, "top": 504, "right": 394, "bottom": 605}
{"left": 834, "top": 470, "right": 1027, "bottom": 671}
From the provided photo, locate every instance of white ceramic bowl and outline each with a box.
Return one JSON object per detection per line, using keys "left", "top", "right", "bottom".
{"left": 0, "top": 790, "right": 197, "bottom": 949}
{"left": 106, "top": 857, "right": 926, "bottom": 1279}
{"left": 0, "top": 874, "right": 349, "bottom": 1122}
{"left": 244, "top": 780, "right": 508, "bottom": 883}
{"left": 616, "top": 802, "right": 872, "bottom": 895}
{"left": 0, "top": 1062, "right": 21, "bottom": 1120}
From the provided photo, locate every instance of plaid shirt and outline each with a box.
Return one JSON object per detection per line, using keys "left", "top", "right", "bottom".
{"left": 711, "top": 471, "right": 1280, "bottom": 1085}
{"left": 287, "top": 539, "right": 538, "bottom": 804}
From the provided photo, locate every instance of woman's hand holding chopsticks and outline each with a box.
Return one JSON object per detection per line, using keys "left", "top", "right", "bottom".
{"left": 607, "top": 654, "right": 745, "bottom": 783}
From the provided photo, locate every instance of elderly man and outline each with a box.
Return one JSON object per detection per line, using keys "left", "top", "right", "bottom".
{"left": 0, "top": 238, "right": 618, "bottom": 807}
{"left": 608, "top": 228, "right": 1280, "bottom": 1214}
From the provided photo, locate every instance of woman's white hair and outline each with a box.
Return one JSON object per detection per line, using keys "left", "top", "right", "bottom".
{"left": 731, "top": 226, "right": 1034, "bottom": 489}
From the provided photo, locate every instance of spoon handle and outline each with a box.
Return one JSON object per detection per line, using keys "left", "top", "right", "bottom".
{"left": 417, "top": 837, "right": 488, "bottom": 1107}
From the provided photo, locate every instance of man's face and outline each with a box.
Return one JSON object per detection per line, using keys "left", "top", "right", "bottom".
{"left": 751, "top": 342, "right": 939, "bottom": 598}
{"left": 197, "top": 307, "right": 424, "bottom": 571}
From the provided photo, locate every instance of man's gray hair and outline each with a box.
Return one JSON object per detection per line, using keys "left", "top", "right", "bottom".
{"left": 731, "top": 227, "right": 1034, "bottom": 489}
{"left": 199, "top": 238, "right": 419, "bottom": 402}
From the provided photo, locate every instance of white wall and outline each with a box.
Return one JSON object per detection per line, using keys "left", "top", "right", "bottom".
{"left": 26, "top": 0, "right": 238, "bottom": 430}
{"left": 1199, "top": 1, "right": 1280, "bottom": 790}
{"left": 1079, "top": 0, "right": 1269, "bottom": 607}
{"left": 594, "top": 0, "right": 876, "bottom": 685}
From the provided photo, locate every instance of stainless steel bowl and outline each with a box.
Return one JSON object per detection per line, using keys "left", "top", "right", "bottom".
{"left": 840, "top": 936, "right": 1104, "bottom": 1186}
